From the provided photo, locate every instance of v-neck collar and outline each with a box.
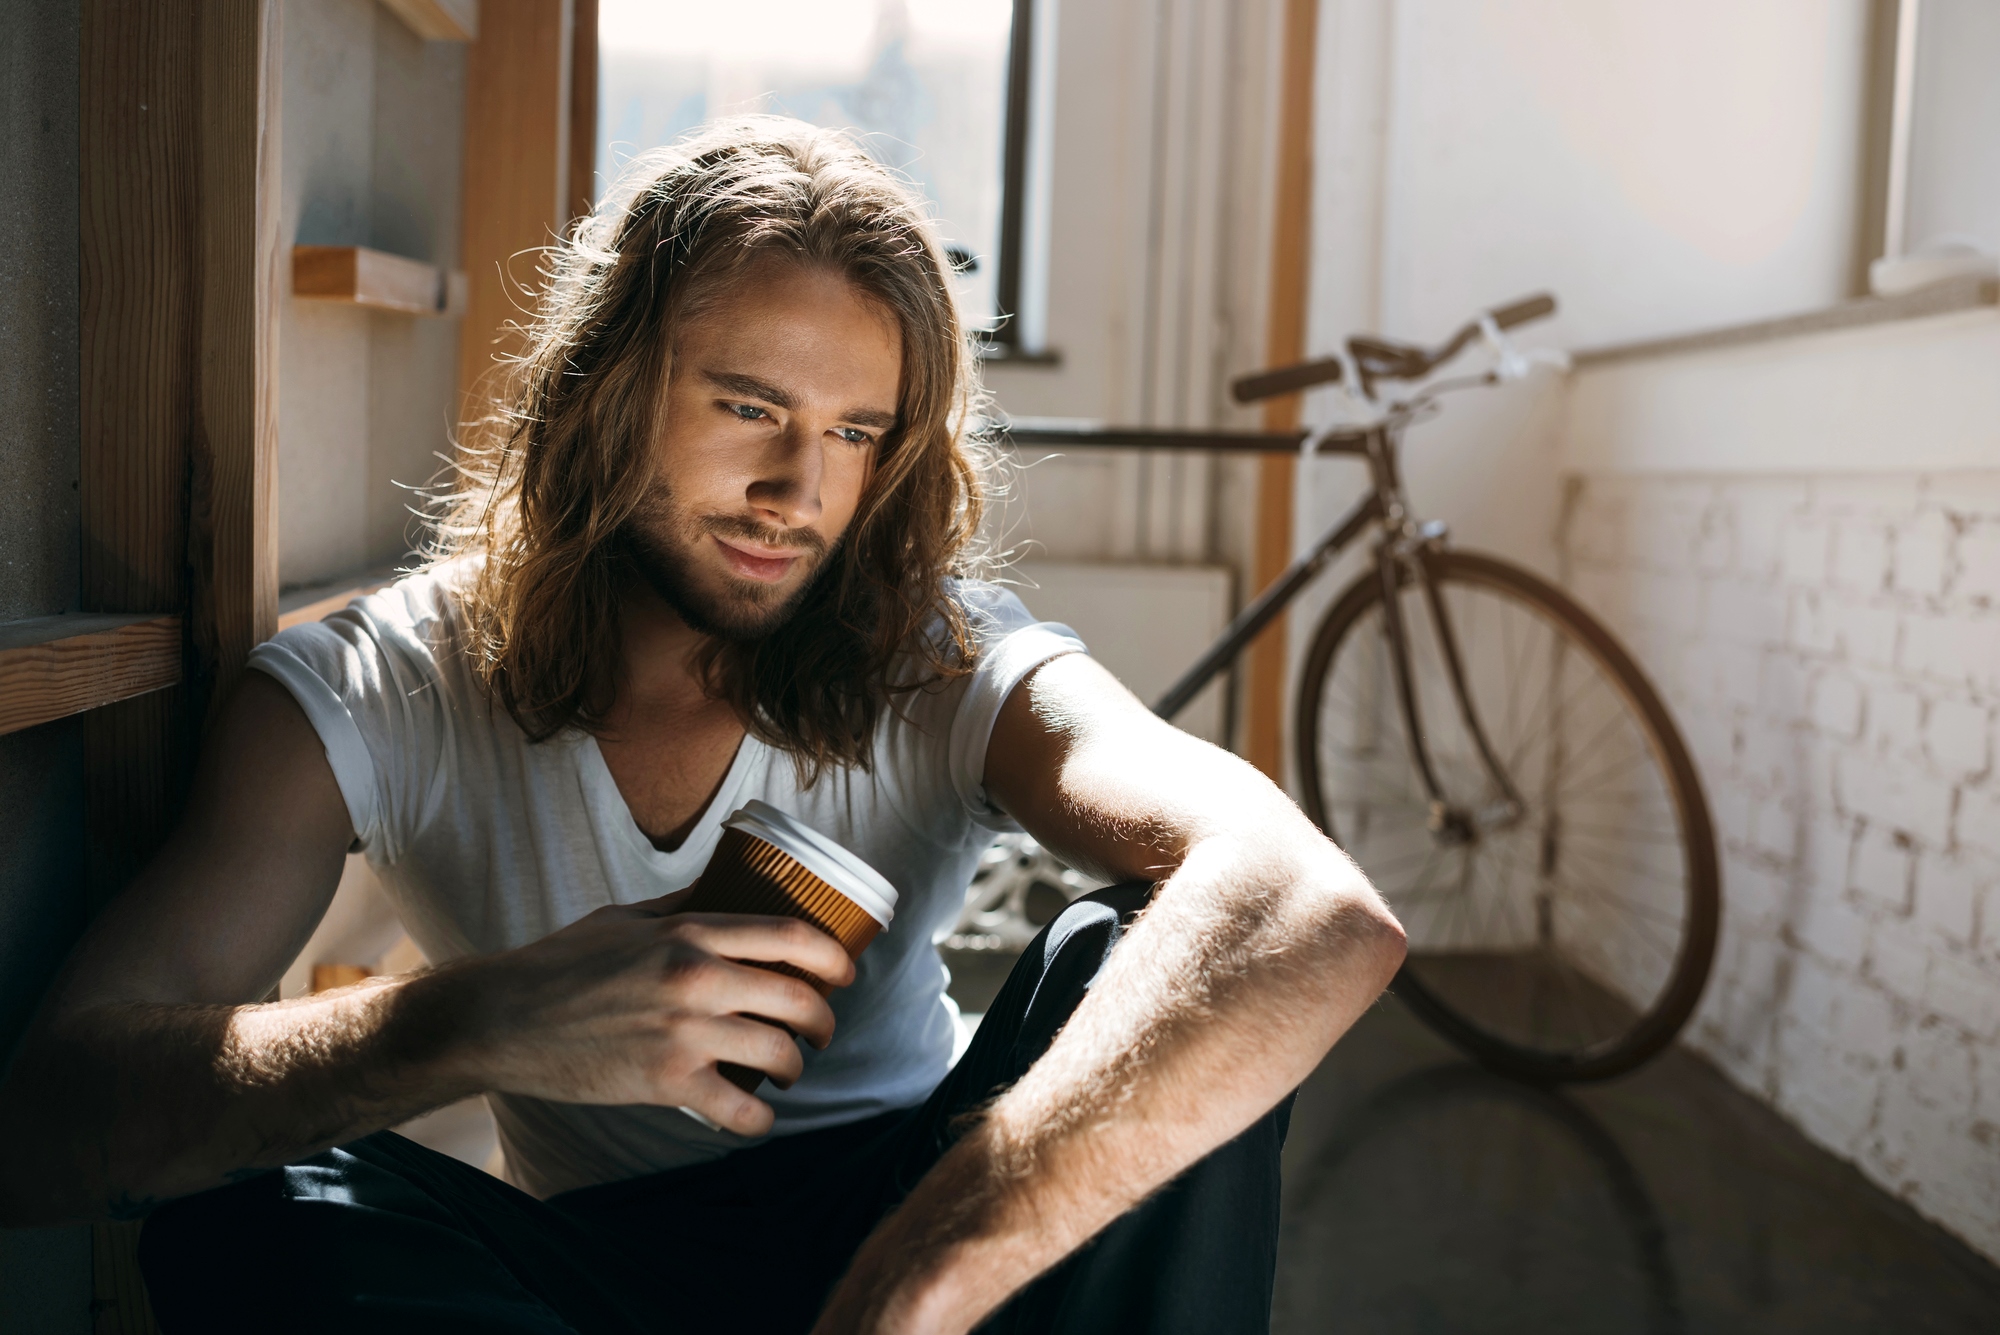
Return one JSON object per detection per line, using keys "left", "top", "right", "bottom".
{"left": 581, "top": 729, "right": 768, "bottom": 877}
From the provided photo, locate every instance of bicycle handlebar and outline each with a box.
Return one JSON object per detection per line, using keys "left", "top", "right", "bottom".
{"left": 1229, "top": 292, "right": 1558, "bottom": 404}
{"left": 1490, "top": 292, "right": 1557, "bottom": 330}
{"left": 1228, "top": 355, "right": 1346, "bottom": 404}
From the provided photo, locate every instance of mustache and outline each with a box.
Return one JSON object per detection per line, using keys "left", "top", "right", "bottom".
{"left": 696, "top": 513, "right": 829, "bottom": 557}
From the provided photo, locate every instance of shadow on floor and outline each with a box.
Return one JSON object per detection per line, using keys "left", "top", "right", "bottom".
{"left": 1276, "top": 992, "right": 2000, "bottom": 1334}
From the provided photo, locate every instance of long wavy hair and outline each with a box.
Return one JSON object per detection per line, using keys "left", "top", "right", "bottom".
{"left": 433, "top": 118, "right": 991, "bottom": 781}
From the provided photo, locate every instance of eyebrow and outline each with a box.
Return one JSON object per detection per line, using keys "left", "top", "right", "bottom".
{"left": 700, "top": 369, "right": 898, "bottom": 431}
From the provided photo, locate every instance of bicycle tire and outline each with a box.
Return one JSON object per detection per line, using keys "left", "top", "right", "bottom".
{"left": 1295, "top": 550, "right": 1719, "bottom": 1082}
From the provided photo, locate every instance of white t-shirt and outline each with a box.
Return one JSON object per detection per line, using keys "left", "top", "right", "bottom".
{"left": 248, "top": 568, "right": 1084, "bottom": 1197}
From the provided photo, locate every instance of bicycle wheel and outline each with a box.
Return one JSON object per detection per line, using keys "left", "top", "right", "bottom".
{"left": 1296, "top": 550, "right": 1718, "bottom": 1081}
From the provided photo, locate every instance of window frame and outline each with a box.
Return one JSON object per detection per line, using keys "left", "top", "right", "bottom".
{"left": 980, "top": 0, "right": 1055, "bottom": 362}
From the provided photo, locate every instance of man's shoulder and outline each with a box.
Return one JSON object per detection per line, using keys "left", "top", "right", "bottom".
{"left": 939, "top": 578, "right": 1049, "bottom": 651}
{"left": 884, "top": 577, "right": 1081, "bottom": 712}
{"left": 268, "top": 561, "right": 478, "bottom": 683}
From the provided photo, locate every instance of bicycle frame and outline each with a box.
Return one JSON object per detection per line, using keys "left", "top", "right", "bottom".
{"left": 1149, "top": 415, "right": 1526, "bottom": 837}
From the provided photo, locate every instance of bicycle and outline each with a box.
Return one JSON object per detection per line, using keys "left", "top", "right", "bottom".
{"left": 983, "top": 294, "right": 1720, "bottom": 1083}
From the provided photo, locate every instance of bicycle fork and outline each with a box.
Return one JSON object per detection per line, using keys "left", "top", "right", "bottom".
{"left": 1372, "top": 537, "right": 1527, "bottom": 844}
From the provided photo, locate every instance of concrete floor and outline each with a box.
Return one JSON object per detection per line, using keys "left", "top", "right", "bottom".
{"left": 1277, "top": 995, "right": 2000, "bottom": 1333}
{"left": 940, "top": 948, "right": 2000, "bottom": 1333}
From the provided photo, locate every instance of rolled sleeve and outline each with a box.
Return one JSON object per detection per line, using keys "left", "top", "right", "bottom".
{"left": 945, "top": 590, "right": 1086, "bottom": 829}
{"left": 246, "top": 582, "right": 456, "bottom": 864}
{"left": 248, "top": 636, "right": 380, "bottom": 846}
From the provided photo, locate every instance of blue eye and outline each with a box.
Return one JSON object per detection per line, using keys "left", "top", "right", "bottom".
{"left": 836, "top": 427, "right": 872, "bottom": 445}
{"left": 730, "top": 402, "right": 767, "bottom": 420}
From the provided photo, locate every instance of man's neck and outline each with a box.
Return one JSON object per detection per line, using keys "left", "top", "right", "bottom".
{"left": 596, "top": 578, "right": 748, "bottom": 851}
{"left": 610, "top": 577, "right": 728, "bottom": 724}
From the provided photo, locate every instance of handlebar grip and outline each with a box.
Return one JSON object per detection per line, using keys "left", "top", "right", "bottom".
{"left": 1229, "top": 356, "right": 1344, "bottom": 404}
{"left": 1490, "top": 293, "right": 1557, "bottom": 330}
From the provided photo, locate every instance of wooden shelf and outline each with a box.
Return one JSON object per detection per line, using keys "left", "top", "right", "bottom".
{"left": 378, "top": 0, "right": 477, "bottom": 42}
{"left": 292, "top": 245, "right": 467, "bottom": 317}
{"left": 0, "top": 614, "right": 183, "bottom": 737}
{"left": 1572, "top": 274, "right": 2000, "bottom": 369}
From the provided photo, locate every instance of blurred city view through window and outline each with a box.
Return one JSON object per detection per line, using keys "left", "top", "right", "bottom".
{"left": 596, "top": 0, "right": 1016, "bottom": 329}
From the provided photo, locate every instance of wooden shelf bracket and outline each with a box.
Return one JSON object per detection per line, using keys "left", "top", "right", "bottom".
{"left": 378, "top": 0, "right": 478, "bottom": 42}
{"left": 293, "top": 245, "right": 468, "bottom": 317}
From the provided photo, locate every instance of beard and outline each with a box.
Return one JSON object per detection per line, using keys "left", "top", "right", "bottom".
{"left": 620, "top": 484, "right": 835, "bottom": 643}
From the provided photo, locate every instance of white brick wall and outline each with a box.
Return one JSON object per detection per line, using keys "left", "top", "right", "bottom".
{"left": 1562, "top": 471, "right": 2000, "bottom": 1262}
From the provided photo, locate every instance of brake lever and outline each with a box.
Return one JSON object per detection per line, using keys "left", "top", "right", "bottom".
{"left": 1477, "top": 314, "right": 1572, "bottom": 382}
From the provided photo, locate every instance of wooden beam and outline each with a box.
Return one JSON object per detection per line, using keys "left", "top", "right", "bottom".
{"left": 293, "top": 244, "right": 466, "bottom": 316}
{"left": 1242, "top": 0, "right": 1318, "bottom": 783}
{"left": 570, "top": 0, "right": 598, "bottom": 218}
{"left": 79, "top": 4, "right": 280, "bottom": 1321}
{"left": 379, "top": 0, "right": 478, "bottom": 42}
{"left": 80, "top": 2, "right": 196, "bottom": 620}
{"left": 0, "top": 616, "right": 182, "bottom": 737}
{"left": 459, "top": 0, "right": 575, "bottom": 411}
{"left": 188, "top": 0, "right": 283, "bottom": 723}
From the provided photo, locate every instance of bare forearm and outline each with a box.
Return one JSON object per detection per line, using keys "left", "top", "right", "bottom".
{"left": 822, "top": 826, "right": 1405, "bottom": 1330}
{"left": 0, "top": 969, "right": 479, "bottom": 1224}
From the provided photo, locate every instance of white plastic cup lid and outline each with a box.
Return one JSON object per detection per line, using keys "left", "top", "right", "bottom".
{"left": 722, "top": 800, "right": 899, "bottom": 927}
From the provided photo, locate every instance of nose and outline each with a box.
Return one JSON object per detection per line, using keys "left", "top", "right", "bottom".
{"left": 744, "top": 418, "right": 824, "bottom": 531}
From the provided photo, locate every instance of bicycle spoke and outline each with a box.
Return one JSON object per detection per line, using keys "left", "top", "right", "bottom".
{"left": 1549, "top": 732, "right": 1662, "bottom": 801}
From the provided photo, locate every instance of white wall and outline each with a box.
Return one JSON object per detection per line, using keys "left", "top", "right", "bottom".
{"left": 280, "top": 0, "right": 466, "bottom": 589}
{"left": 1557, "top": 316, "right": 2000, "bottom": 1260}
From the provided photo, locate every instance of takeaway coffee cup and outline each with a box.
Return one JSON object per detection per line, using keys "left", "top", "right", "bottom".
{"left": 679, "top": 800, "right": 898, "bottom": 1096}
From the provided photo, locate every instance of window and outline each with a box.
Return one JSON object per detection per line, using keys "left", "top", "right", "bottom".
{"left": 1897, "top": 0, "right": 2000, "bottom": 257}
{"left": 595, "top": 0, "right": 1035, "bottom": 343}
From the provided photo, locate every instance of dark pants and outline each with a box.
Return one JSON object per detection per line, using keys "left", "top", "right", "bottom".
{"left": 139, "top": 885, "right": 1292, "bottom": 1333}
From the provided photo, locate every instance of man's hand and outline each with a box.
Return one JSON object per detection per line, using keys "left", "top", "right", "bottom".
{"left": 0, "top": 674, "right": 854, "bottom": 1224}
{"left": 446, "top": 895, "right": 855, "bottom": 1134}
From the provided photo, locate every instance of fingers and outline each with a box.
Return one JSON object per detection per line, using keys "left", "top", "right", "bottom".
{"left": 667, "top": 1014, "right": 807, "bottom": 1134}
{"left": 676, "top": 954, "right": 839, "bottom": 1050}
{"left": 668, "top": 914, "right": 857, "bottom": 990}
{"left": 701, "top": 1013, "right": 808, "bottom": 1089}
{"left": 675, "top": 1064, "right": 777, "bottom": 1138}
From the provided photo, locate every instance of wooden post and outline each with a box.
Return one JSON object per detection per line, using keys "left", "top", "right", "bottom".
{"left": 570, "top": 0, "right": 600, "bottom": 220}
{"left": 190, "top": 0, "right": 283, "bottom": 719}
{"left": 78, "top": 2, "right": 280, "bottom": 1327}
{"left": 458, "top": 0, "right": 578, "bottom": 411}
{"left": 1243, "top": 0, "right": 1318, "bottom": 783}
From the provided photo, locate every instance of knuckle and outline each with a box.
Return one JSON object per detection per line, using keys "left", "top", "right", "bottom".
{"left": 786, "top": 978, "right": 827, "bottom": 1016}
{"left": 660, "top": 952, "right": 717, "bottom": 997}
{"left": 785, "top": 919, "right": 830, "bottom": 951}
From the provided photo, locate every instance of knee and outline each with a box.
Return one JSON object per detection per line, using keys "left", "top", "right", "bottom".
{"left": 1075, "top": 879, "right": 1153, "bottom": 922}
{"left": 1016, "top": 881, "right": 1154, "bottom": 1040}
{"left": 1037, "top": 882, "right": 1147, "bottom": 978}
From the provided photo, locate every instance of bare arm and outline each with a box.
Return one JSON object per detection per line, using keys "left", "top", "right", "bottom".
{"left": 815, "top": 653, "right": 1406, "bottom": 1333}
{"left": 0, "top": 674, "right": 855, "bottom": 1224}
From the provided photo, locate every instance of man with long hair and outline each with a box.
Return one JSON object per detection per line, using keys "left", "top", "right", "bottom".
{"left": 0, "top": 119, "right": 1403, "bottom": 1332}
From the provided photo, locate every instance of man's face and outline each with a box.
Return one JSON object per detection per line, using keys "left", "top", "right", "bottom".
{"left": 624, "top": 257, "right": 902, "bottom": 640}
